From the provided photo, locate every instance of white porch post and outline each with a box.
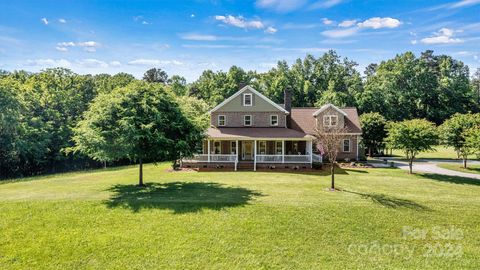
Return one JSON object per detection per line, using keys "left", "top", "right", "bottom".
{"left": 282, "top": 140, "right": 285, "bottom": 164}
{"left": 356, "top": 136, "right": 360, "bottom": 161}
{"left": 207, "top": 139, "right": 211, "bottom": 163}
{"left": 254, "top": 140, "right": 257, "bottom": 171}
{"left": 308, "top": 140, "right": 313, "bottom": 167}
{"left": 235, "top": 140, "right": 239, "bottom": 171}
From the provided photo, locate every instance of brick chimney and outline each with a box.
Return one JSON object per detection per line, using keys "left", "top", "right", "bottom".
{"left": 284, "top": 88, "right": 292, "bottom": 128}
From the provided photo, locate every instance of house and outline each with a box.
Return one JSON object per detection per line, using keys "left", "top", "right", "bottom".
{"left": 183, "top": 85, "right": 363, "bottom": 171}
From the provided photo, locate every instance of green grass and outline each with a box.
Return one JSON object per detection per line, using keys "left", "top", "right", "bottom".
{"left": 1, "top": 163, "right": 480, "bottom": 269}
{"left": 391, "top": 145, "right": 478, "bottom": 160}
{"left": 437, "top": 163, "right": 480, "bottom": 175}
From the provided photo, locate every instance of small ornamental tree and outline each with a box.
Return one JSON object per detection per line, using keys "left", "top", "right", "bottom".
{"left": 359, "top": 112, "right": 387, "bottom": 156}
{"left": 464, "top": 127, "right": 480, "bottom": 161}
{"left": 386, "top": 119, "right": 438, "bottom": 174}
{"left": 314, "top": 125, "right": 349, "bottom": 190}
{"left": 72, "top": 81, "right": 204, "bottom": 186}
{"left": 440, "top": 113, "right": 480, "bottom": 168}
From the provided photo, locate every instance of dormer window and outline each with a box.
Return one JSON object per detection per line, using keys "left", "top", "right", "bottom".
{"left": 243, "top": 93, "right": 252, "bottom": 106}
{"left": 244, "top": 115, "right": 252, "bottom": 126}
{"left": 323, "top": 115, "right": 338, "bottom": 127}
{"left": 218, "top": 115, "right": 226, "bottom": 126}
{"left": 270, "top": 115, "right": 278, "bottom": 126}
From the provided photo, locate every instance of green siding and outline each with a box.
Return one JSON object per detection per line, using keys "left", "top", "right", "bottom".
{"left": 216, "top": 89, "right": 284, "bottom": 112}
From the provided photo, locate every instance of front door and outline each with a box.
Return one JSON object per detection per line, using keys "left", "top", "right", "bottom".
{"left": 242, "top": 141, "right": 253, "bottom": 160}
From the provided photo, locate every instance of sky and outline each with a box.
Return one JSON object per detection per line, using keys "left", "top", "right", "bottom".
{"left": 0, "top": 0, "right": 479, "bottom": 81}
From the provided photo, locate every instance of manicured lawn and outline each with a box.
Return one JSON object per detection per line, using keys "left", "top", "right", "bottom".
{"left": 1, "top": 163, "right": 479, "bottom": 269}
{"left": 437, "top": 163, "right": 480, "bottom": 175}
{"left": 391, "top": 145, "right": 478, "bottom": 160}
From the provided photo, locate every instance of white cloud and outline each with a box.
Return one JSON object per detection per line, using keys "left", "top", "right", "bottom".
{"left": 55, "top": 46, "right": 68, "bottom": 52}
{"left": 142, "top": 21, "right": 150, "bottom": 25}
{"left": 109, "top": 61, "right": 122, "bottom": 67}
{"left": 339, "top": 20, "right": 357, "bottom": 28}
{"left": 256, "top": 0, "right": 308, "bottom": 12}
{"left": 26, "top": 59, "right": 71, "bottom": 67}
{"left": 41, "top": 18, "right": 49, "bottom": 25}
{"left": 450, "top": 0, "right": 480, "bottom": 8}
{"left": 57, "top": 42, "right": 76, "bottom": 47}
{"left": 310, "top": 0, "right": 344, "bottom": 9}
{"left": 127, "top": 59, "right": 183, "bottom": 66}
{"left": 265, "top": 26, "right": 278, "bottom": 34}
{"left": 322, "top": 18, "right": 333, "bottom": 25}
{"left": 179, "top": 33, "right": 218, "bottom": 41}
{"left": 214, "top": 15, "right": 264, "bottom": 29}
{"left": 411, "top": 40, "right": 418, "bottom": 45}
{"left": 321, "top": 27, "right": 359, "bottom": 38}
{"left": 420, "top": 28, "right": 464, "bottom": 44}
{"left": 77, "top": 59, "right": 109, "bottom": 68}
{"left": 58, "top": 18, "right": 67, "bottom": 24}
{"left": 190, "top": 14, "right": 195, "bottom": 18}
{"left": 357, "top": 17, "right": 401, "bottom": 29}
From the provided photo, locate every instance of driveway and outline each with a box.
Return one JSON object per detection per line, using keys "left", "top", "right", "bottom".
{"left": 371, "top": 158, "right": 480, "bottom": 180}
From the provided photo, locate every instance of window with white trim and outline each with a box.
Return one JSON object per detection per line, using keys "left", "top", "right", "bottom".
{"left": 244, "top": 115, "right": 252, "bottom": 126}
{"left": 259, "top": 141, "right": 266, "bottom": 154}
{"left": 275, "top": 141, "right": 282, "bottom": 155}
{"left": 323, "top": 115, "right": 338, "bottom": 127}
{"left": 270, "top": 115, "right": 278, "bottom": 126}
{"left": 213, "top": 141, "right": 221, "bottom": 154}
{"left": 243, "top": 93, "right": 252, "bottom": 106}
{"left": 230, "top": 141, "right": 236, "bottom": 154}
{"left": 218, "top": 115, "right": 226, "bottom": 126}
{"left": 343, "top": 139, "right": 351, "bottom": 152}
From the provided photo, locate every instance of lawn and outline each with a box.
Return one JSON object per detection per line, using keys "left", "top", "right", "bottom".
{"left": 391, "top": 145, "right": 478, "bottom": 160}
{"left": 1, "top": 163, "right": 479, "bottom": 269}
{"left": 437, "top": 163, "right": 480, "bottom": 175}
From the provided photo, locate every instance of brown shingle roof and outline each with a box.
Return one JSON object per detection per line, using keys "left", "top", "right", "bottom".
{"left": 290, "top": 107, "right": 362, "bottom": 135}
{"left": 207, "top": 127, "right": 311, "bottom": 139}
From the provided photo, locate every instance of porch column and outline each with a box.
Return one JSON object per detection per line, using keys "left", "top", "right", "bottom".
{"left": 356, "top": 136, "right": 360, "bottom": 161}
{"left": 308, "top": 140, "right": 313, "bottom": 167}
{"left": 235, "top": 140, "right": 239, "bottom": 171}
{"left": 254, "top": 140, "right": 257, "bottom": 171}
{"left": 282, "top": 140, "right": 285, "bottom": 163}
{"left": 207, "top": 139, "right": 211, "bottom": 163}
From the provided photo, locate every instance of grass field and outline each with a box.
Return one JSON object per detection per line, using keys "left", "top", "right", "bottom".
{"left": 391, "top": 145, "right": 478, "bottom": 160}
{"left": 437, "top": 163, "right": 480, "bottom": 175}
{"left": 1, "top": 163, "right": 479, "bottom": 269}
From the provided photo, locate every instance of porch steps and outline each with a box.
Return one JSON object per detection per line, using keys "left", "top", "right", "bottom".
{"left": 236, "top": 162, "right": 255, "bottom": 171}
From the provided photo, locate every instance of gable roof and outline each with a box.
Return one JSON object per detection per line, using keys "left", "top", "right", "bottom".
{"left": 208, "top": 85, "right": 289, "bottom": 114}
{"left": 291, "top": 107, "right": 362, "bottom": 135}
{"left": 312, "top": 103, "right": 347, "bottom": 117}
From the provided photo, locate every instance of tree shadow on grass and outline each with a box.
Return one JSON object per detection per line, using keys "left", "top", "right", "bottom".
{"left": 417, "top": 173, "right": 480, "bottom": 186}
{"left": 104, "top": 182, "right": 264, "bottom": 213}
{"left": 343, "top": 190, "right": 430, "bottom": 211}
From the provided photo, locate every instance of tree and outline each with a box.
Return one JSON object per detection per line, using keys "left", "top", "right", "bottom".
{"left": 360, "top": 112, "right": 387, "bottom": 157}
{"left": 168, "top": 75, "right": 188, "bottom": 96}
{"left": 72, "top": 81, "right": 204, "bottom": 186}
{"left": 464, "top": 127, "right": 480, "bottom": 160}
{"left": 143, "top": 68, "right": 168, "bottom": 83}
{"left": 439, "top": 113, "right": 480, "bottom": 168}
{"left": 386, "top": 119, "right": 438, "bottom": 174}
{"left": 314, "top": 125, "right": 349, "bottom": 190}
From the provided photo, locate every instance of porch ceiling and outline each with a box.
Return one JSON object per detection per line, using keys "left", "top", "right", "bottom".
{"left": 206, "top": 127, "right": 312, "bottom": 140}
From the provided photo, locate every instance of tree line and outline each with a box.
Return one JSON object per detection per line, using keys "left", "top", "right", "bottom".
{"left": 1, "top": 49, "right": 479, "bottom": 179}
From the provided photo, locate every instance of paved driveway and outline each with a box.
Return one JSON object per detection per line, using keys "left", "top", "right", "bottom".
{"left": 371, "top": 158, "right": 480, "bottom": 180}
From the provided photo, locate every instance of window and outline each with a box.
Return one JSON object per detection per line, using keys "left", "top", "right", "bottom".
{"left": 323, "top": 115, "right": 338, "bottom": 127}
{"left": 259, "top": 141, "right": 266, "bottom": 154}
{"left": 231, "top": 141, "right": 236, "bottom": 154}
{"left": 243, "top": 93, "right": 252, "bottom": 106}
{"left": 213, "top": 141, "right": 221, "bottom": 154}
{"left": 343, "top": 139, "right": 351, "bottom": 152}
{"left": 244, "top": 115, "right": 252, "bottom": 126}
{"left": 270, "top": 115, "right": 278, "bottom": 126}
{"left": 218, "top": 115, "right": 226, "bottom": 126}
{"left": 275, "top": 141, "right": 282, "bottom": 155}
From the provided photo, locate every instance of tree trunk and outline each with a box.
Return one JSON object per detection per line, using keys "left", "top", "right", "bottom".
{"left": 103, "top": 161, "right": 107, "bottom": 169}
{"left": 463, "top": 157, "right": 467, "bottom": 169}
{"left": 138, "top": 158, "right": 144, "bottom": 186}
{"left": 331, "top": 163, "right": 335, "bottom": 190}
{"left": 409, "top": 159, "right": 413, "bottom": 174}
{"left": 369, "top": 147, "right": 372, "bottom": 157}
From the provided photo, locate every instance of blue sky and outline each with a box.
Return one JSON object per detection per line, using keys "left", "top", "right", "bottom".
{"left": 1, "top": 0, "right": 479, "bottom": 81}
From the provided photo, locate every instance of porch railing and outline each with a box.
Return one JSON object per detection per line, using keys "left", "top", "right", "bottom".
{"left": 284, "top": 155, "right": 311, "bottom": 163}
{"left": 255, "top": 155, "right": 311, "bottom": 163}
{"left": 312, "top": 153, "right": 323, "bottom": 163}
{"left": 256, "top": 155, "right": 283, "bottom": 163}
{"left": 184, "top": 154, "right": 237, "bottom": 163}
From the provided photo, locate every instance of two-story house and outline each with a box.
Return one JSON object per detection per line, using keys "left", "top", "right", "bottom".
{"left": 183, "top": 85, "right": 363, "bottom": 171}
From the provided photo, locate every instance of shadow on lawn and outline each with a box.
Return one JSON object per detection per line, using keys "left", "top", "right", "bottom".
{"left": 104, "top": 182, "right": 263, "bottom": 213}
{"left": 344, "top": 190, "right": 430, "bottom": 211}
{"left": 417, "top": 173, "right": 480, "bottom": 186}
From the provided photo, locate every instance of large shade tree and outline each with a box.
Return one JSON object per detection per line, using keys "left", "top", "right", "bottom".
{"left": 72, "top": 81, "right": 204, "bottom": 186}
{"left": 386, "top": 119, "right": 438, "bottom": 174}
{"left": 359, "top": 112, "right": 388, "bottom": 157}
